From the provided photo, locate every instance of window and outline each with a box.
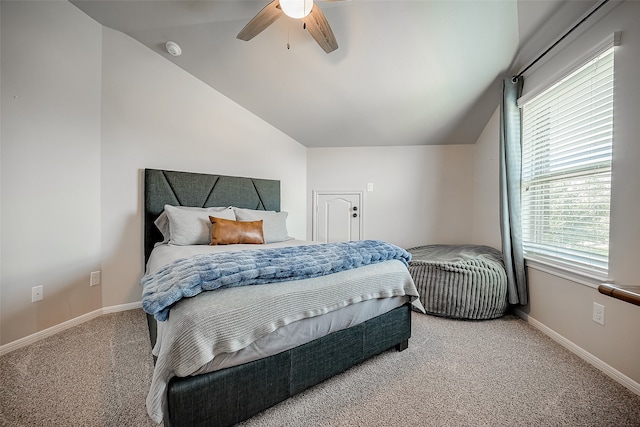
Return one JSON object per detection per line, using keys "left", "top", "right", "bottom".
{"left": 520, "top": 47, "right": 614, "bottom": 278}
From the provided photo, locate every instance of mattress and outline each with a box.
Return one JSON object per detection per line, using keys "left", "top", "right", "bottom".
{"left": 144, "top": 241, "right": 423, "bottom": 423}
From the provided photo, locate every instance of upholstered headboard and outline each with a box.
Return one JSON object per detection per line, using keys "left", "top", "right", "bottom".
{"left": 144, "top": 169, "right": 281, "bottom": 262}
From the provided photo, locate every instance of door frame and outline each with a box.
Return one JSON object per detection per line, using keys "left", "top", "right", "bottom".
{"left": 312, "top": 190, "right": 364, "bottom": 242}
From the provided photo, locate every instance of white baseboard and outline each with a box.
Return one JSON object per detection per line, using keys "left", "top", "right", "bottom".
{"left": 0, "top": 301, "right": 143, "bottom": 357}
{"left": 513, "top": 308, "right": 640, "bottom": 397}
{"left": 102, "top": 301, "right": 142, "bottom": 314}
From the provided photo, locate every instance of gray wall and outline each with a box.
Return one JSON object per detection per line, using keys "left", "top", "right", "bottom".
{"left": 99, "top": 26, "right": 307, "bottom": 308}
{"left": 0, "top": 0, "right": 307, "bottom": 345}
{"left": 1, "top": 0, "right": 103, "bottom": 345}
{"left": 471, "top": 108, "right": 501, "bottom": 250}
{"left": 307, "top": 145, "right": 475, "bottom": 249}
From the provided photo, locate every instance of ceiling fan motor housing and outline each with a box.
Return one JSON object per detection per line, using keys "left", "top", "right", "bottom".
{"left": 280, "top": 0, "right": 313, "bottom": 19}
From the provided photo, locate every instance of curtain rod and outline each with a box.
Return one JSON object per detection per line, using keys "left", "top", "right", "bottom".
{"left": 513, "top": 0, "right": 611, "bottom": 82}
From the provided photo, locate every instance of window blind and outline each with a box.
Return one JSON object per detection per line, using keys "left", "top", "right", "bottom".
{"left": 521, "top": 47, "right": 614, "bottom": 277}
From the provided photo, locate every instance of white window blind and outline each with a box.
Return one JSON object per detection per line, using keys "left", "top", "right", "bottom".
{"left": 521, "top": 47, "right": 614, "bottom": 277}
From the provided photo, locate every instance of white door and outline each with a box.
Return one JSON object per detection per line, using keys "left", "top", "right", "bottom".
{"left": 313, "top": 191, "right": 362, "bottom": 242}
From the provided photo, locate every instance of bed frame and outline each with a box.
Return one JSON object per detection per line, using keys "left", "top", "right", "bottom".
{"left": 143, "top": 168, "right": 412, "bottom": 427}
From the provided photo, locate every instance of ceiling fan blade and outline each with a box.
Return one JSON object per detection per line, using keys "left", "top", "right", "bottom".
{"left": 303, "top": 3, "right": 338, "bottom": 53}
{"left": 237, "top": 0, "right": 283, "bottom": 41}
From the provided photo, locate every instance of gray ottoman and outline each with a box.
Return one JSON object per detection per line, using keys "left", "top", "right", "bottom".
{"left": 407, "top": 244, "right": 508, "bottom": 320}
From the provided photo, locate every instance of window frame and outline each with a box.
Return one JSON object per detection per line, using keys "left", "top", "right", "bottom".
{"left": 518, "top": 42, "right": 617, "bottom": 283}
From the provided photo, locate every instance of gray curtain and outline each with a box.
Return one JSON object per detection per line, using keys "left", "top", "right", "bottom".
{"left": 499, "top": 77, "right": 528, "bottom": 305}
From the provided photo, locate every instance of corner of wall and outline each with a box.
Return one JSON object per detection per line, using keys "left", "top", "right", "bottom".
{"left": 470, "top": 106, "right": 502, "bottom": 250}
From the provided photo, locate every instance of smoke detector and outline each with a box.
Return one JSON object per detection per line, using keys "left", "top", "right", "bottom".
{"left": 165, "top": 41, "right": 182, "bottom": 57}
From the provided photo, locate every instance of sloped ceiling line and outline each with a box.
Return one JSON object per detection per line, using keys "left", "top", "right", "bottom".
{"left": 70, "top": 0, "right": 597, "bottom": 147}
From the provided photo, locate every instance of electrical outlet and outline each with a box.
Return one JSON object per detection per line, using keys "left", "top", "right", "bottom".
{"left": 32, "top": 285, "right": 44, "bottom": 302}
{"left": 593, "top": 302, "right": 605, "bottom": 325}
{"left": 90, "top": 271, "right": 101, "bottom": 286}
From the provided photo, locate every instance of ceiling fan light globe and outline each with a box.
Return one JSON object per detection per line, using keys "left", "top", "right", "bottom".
{"left": 280, "top": 0, "right": 313, "bottom": 19}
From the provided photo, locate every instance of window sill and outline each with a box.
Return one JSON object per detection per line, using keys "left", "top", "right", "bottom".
{"left": 524, "top": 257, "right": 607, "bottom": 289}
{"left": 598, "top": 283, "right": 640, "bottom": 307}
{"left": 525, "top": 257, "right": 640, "bottom": 307}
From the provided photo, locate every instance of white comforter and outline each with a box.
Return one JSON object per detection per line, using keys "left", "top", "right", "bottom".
{"left": 145, "top": 241, "right": 423, "bottom": 423}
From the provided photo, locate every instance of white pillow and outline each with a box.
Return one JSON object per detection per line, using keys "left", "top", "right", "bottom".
{"left": 233, "top": 208, "right": 292, "bottom": 244}
{"left": 154, "top": 212, "right": 172, "bottom": 245}
{"left": 161, "top": 205, "right": 236, "bottom": 245}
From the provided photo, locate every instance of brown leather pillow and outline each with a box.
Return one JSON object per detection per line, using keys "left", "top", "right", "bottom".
{"left": 209, "top": 216, "right": 265, "bottom": 245}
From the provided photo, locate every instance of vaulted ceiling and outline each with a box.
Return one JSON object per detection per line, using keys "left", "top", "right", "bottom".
{"left": 71, "top": 0, "right": 597, "bottom": 147}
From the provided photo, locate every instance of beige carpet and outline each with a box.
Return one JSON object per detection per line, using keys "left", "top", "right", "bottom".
{"left": 1, "top": 309, "right": 639, "bottom": 426}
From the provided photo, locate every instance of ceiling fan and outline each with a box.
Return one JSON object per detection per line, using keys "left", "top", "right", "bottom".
{"left": 237, "top": 0, "right": 338, "bottom": 53}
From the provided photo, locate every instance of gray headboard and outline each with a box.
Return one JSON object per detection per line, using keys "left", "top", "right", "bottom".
{"left": 144, "top": 169, "right": 281, "bottom": 262}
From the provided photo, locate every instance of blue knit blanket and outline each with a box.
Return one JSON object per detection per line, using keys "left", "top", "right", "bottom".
{"left": 142, "top": 240, "right": 411, "bottom": 321}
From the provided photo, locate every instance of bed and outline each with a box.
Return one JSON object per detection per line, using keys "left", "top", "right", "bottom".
{"left": 142, "top": 168, "right": 423, "bottom": 427}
